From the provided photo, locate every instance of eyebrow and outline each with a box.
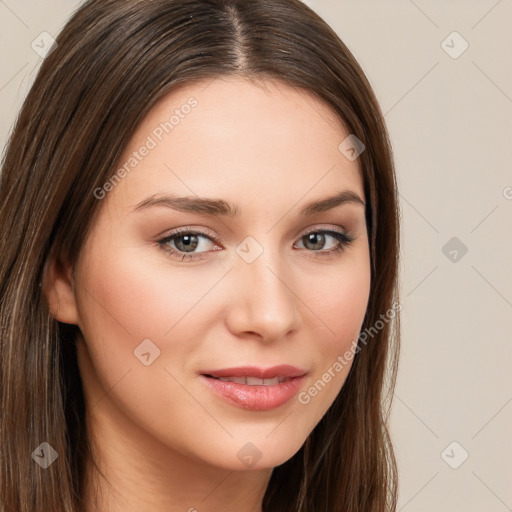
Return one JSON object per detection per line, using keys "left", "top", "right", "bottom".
{"left": 132, "top": 189, "right": 365, "bottom": 217}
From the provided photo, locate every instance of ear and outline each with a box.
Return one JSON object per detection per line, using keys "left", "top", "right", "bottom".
{"left": 42, "top": 249, "right": 80, "bottom": 325}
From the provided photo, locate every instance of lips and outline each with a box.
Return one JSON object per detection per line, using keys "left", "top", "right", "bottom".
{"left": 199, "top": 365, "right": 308, "bottom": 411}
{"left": 201, "top": 364, "right": 307, "bottom": 381}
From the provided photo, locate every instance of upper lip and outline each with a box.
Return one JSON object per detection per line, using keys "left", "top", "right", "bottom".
{"left": 201, "top": 365, "right": 307, "bottom": 379}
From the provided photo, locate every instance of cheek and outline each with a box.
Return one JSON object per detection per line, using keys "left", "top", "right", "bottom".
{"left": 296, "top": 254, "right": 370, "bottom": 392}
{"left": 302, "top": 255, "right": 371, "bottom": 352}
{"left": 76, "top": 242, "right": 217, "bottom": 342}
{"left": 73, "top": 239, "right": 229, "bottom": 397}
{"left": 73, "top": 243, "right": 226, "bottom": 446}
{"left": 327, "top": 268, "right": 370, "bottom": 345}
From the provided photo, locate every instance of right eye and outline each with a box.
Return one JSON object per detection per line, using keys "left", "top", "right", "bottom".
{"left": 157, "top": 228, "right": 221, "bottom": 261}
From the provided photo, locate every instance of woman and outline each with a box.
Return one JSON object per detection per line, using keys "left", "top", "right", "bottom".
{"left": 0, "top": 0, "right": 401, "bottom": 510}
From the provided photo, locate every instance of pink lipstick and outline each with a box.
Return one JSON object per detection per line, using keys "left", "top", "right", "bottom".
{"left": 200, "top": 365, "right": 307, "bottom": 411}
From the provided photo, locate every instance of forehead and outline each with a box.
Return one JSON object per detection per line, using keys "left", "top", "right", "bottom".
{"left": 108, "top": 77, "right": 364, "bottom": 214}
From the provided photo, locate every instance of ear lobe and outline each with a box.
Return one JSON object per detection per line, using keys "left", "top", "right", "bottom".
{"left": 42, "top": 250, "right": 79, "bottom": 325}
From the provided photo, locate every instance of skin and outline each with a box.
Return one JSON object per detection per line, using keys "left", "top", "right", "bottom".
{"left": 44, "top": 77, "right": 371, "bottom": 512}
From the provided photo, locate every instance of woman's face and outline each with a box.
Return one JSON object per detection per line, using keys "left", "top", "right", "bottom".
{"left": 70, "top": 77, "right": 371, "bottom": 471}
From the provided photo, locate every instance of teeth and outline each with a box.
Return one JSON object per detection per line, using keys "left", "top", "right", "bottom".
{"left": 218, "top": 377, "right": 246, "bottom": 384}
{"left": 216, "top": 376, "right": 284, "bottom": 385}
{"left": 246, "top": 377, "right": 264, "bottom": 385}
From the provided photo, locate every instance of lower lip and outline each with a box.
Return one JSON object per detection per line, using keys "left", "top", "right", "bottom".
{"left": 200, "top": 375, "right": 306, "bottom": 411}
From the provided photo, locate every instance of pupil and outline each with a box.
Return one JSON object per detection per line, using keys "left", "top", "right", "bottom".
{"left": 177, "top": 234, "right": 198, "bottom": 252}
{"left": 306, "top": 233, "right": 324, "bottom": 250}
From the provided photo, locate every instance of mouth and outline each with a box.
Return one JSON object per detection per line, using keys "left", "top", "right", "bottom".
{"left": 204, "top": 375, "right": 292, "bottom": 385}
{"left": 199, "top": 365, "right": 307, "bottom": 411}
{"left": 200, "top": 364, "right": 307, "bottom": 380}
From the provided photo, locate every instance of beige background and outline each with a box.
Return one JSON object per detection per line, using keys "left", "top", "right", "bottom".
{"left": 1, "top": 1, "right": 511, "bottom": 510}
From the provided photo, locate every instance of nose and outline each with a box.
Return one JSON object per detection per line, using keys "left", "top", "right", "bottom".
{"left": 224, "top": 247, "right": 302, "bottom": 343}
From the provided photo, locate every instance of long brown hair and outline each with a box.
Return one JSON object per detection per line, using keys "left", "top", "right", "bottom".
{"left": 0, "top": 1, "right": 400, "bottom": 510}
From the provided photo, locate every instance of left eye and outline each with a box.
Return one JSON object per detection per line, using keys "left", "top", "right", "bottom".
{"left": 157, "top": 228, "right": 355, "bottom": 261}
{"left": 296, "top": 230, "right": 352, "bottom": 251}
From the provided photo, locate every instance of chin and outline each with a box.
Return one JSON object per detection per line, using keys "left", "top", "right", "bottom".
{"left": 196, "top": 433, "right": 306, "bottom": 472}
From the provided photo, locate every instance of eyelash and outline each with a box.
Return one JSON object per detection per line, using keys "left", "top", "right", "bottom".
{"left": 156, "top": 227, "right": 356, "bottom": 262}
